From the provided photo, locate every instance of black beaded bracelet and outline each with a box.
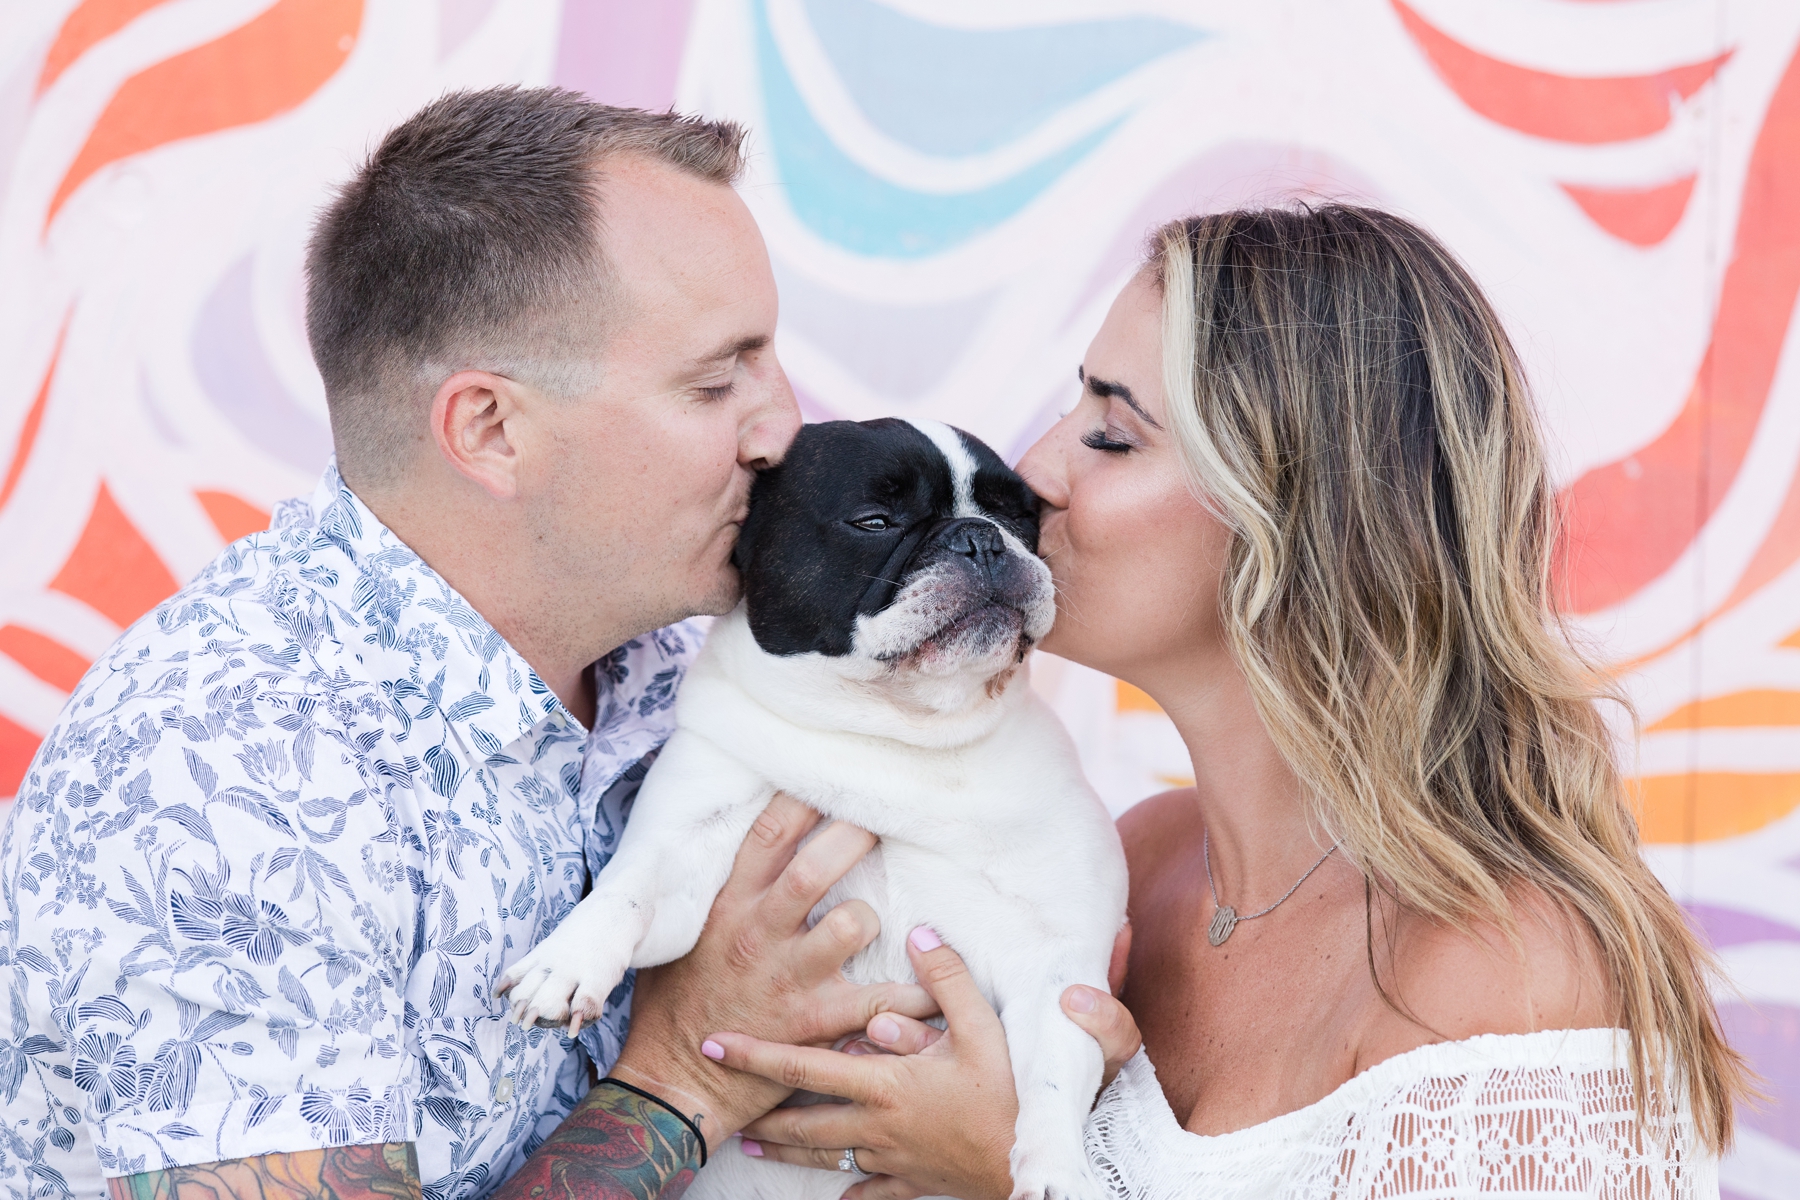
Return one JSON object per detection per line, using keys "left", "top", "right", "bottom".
{"left": 599, "top": 1076, "right": 709, "bottom": 1167}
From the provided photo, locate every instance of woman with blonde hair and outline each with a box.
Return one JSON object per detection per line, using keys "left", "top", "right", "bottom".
{"left": 702, "top": 204, "right": 1749, "bottom": 1198}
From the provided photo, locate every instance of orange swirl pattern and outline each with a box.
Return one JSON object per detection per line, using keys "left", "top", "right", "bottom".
{"left": 1560, "top": 46, "right": 1800, "bottom": 618}
{"left": 36, "top": 0, "right": 176, "bottom": 95}
{"left": 1391, "top": 1, "right": 1730, "bottom": 144}
{"left": 1, "top": 0, "right": 356, "bottom": 793}
{"left": 47, "top": 0, "right": 362, "bottom": 228}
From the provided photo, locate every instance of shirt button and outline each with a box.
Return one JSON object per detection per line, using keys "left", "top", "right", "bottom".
{"left": 493, "top": 1076, "right": 514, "bottom": 1104}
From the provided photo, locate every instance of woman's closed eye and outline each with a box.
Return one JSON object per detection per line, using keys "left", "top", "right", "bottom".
{"left": 1081, "top": 427, "right": 1135, "bottom": 454}
{"left": 696, "top": 381, "right": 736, "bottom": 402}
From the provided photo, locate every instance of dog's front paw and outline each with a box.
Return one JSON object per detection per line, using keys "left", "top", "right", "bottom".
{"left": 1008, "top": 1139, "right": 1107, "bottom": 1200}
{"left": 495, "top": 903, "right": 630, "bottom": 1035}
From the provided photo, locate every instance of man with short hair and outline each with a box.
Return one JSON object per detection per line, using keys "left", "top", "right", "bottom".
{"left": 0, "top": 88, "right": 929, "bottom": 1200}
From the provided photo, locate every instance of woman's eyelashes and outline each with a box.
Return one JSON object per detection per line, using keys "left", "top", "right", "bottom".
{"left": 1081, "top": 427, "right": 1135, "bottom": 454}
{"left": 696, "top": 381, "right": 735, "bottom": 402}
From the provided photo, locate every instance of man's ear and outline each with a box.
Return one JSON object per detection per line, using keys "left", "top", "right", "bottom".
{"left": 430, "top": 370, "right": 525, "bottom": 500}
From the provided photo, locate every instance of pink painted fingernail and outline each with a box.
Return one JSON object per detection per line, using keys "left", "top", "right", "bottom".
{"left": 1068, "top": 987, "right": 1098, "bottom": 1014}
{"left": 741, "top": 1139, "right": 763, "bottom": 1157}
{"left": 701, "top": 1039, "right": 725, "bottom": 1060}
{"left": 869, "top": 1016, "right": 900, "bottom": 1044}
{"left": 908, "top": 926, "right": 942, "bottom": 952}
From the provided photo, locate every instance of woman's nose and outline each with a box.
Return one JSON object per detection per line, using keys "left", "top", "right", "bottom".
{"left": 1015, "top": 419, "right": 1071, "bottom": 509}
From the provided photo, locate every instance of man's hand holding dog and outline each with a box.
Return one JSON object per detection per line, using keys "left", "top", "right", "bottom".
{"left": 608, "top": 793, "right": 938, "bottom": 1151}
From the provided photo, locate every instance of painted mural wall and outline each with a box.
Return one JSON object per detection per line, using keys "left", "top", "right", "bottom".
{"left": 1, "top": 1, "right": 1796, "bottom": 1193}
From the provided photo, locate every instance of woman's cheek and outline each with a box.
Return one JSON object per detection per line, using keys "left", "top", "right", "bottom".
{"left": 1035, "top": 510, "right": 1069, "bottom": 574}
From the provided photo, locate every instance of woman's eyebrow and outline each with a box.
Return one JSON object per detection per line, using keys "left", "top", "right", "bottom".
{"left": 1077, "top": 366, "right": 1163, "bottom": 429}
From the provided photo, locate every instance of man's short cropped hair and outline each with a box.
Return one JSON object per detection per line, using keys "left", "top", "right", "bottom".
{"left": 305, "top": 86, "right": 746, "bottom": 489}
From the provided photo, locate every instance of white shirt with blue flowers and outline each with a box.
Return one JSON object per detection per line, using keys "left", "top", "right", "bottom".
{"left": 0, "top": 463, "right": 701, "bottom": 1200}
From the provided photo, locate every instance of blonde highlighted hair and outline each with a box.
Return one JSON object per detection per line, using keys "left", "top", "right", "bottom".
{"left": 1150, "top": 204, "right": 1747, "bottom": 1149}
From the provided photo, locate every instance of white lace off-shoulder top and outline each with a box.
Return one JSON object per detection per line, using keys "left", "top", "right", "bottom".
{"left": 1084, "top": 1029, "right": 1717, "bottom": 1199}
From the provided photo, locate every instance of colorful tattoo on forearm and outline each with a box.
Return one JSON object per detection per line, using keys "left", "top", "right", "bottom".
{"left": 106, "top": 1143, "right": 422, "bottom": 1200}
{"left": 492, "top": 1079, "right": 704, "bottom": 1200}
{"left": 101, "top": 1082, "right": 699, "bottom": 1200}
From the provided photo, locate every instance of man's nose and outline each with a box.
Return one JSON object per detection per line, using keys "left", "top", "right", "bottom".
{"left": 741, "top": 368, "right": 803, "bottom": 469}
{"left": 944, "top": 519, "right": 1006, "bottom": 578}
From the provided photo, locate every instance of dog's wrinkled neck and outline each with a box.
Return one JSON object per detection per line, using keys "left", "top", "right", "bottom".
{"left": 702, "top": 607, "right": 1028, "bottom": 749}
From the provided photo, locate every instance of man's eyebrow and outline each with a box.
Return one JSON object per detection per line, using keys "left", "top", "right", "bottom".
{"left": 1077, "top": 366, "right": 1163, "bottom": 429}
{"left": 693, "top": 334, "right": 769, "bottom": 367}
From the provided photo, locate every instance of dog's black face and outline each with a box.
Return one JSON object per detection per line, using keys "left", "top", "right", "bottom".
{"left": 732, "top": 419, "right": 1053, "bottom": 665}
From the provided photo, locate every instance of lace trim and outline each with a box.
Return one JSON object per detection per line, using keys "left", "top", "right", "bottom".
{"left": 1085, "top": 1029, "right": 1717, "bottom": 1199}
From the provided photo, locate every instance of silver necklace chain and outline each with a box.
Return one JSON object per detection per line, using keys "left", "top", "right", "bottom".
{"left": 1202, "top": 829, "right": 1340, "bottom": 946}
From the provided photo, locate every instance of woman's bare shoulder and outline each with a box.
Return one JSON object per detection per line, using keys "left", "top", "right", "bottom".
{"left": 1116, "top": 788, "right": 1202, "bottom": 878}
{"left": 1360, "top": 880, "right": 1618, "bottom": 1066}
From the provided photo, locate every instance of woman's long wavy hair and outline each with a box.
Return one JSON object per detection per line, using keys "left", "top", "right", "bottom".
{"left": 1150, "top": 204, "right": 1747, "bottom": 1149}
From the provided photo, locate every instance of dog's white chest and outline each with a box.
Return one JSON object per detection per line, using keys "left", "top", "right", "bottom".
{"left": 502, "top": 613, "right": 1128, "bottom": 1200}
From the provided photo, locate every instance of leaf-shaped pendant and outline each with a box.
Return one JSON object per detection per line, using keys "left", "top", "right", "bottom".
{"left": 1208, "top": 904, "right": 1237, "bottom": 946}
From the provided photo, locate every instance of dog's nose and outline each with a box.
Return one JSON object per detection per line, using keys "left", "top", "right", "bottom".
{"left": 943, "top": 519, "right": 1007, "bottom": 578}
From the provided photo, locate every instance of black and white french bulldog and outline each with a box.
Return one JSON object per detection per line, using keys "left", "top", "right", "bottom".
{"left": 500, "top": 418, "right": 1128, "bottom": 1200}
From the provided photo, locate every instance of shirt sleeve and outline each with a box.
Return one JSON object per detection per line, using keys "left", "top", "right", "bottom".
{"left": 1329, "top": 1062, "right": 1694, "bottom": 1199}
{"left": 6, "top": 645, "right": 423, "bottom": 1175}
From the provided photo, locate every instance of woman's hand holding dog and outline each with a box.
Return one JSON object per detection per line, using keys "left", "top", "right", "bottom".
{"left": 703, "top": 925, "right": 1143, "bottom": 1200}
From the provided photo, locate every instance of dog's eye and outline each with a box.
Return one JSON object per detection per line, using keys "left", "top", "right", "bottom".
{"left": 849, "top": 515, "right": 893, "bottom": 532}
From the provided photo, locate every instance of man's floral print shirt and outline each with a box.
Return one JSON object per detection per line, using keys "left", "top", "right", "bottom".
{"left": 0, "top": 463, "right": 702, "bottom": 1200}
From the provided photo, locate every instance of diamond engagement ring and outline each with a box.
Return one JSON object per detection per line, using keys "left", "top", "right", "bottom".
{"left": 837, "top": 1148, "right": 862, "bottom": 1174}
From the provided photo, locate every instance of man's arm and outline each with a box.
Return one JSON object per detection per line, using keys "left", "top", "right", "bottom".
{"left": 493, "top": 1080, "right": 705, "bottom": 1200}
{"left": 107, "top": 1144, "right": 422, "bottom": 1200}
{"left": 100, "top": 796, "right": 921, "bottom": 1200}
{"left": 104, "top": 1081, "right": 705, "bottom": 1200}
